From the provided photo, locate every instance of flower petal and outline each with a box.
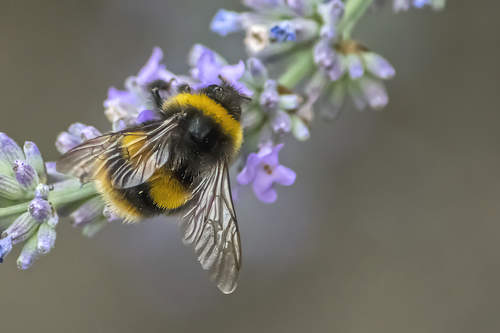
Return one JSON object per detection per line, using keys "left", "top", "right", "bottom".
{"left": 136, "top": 110, "right": 161, "bottom": 124}
{"left": 260, "top": 143, "right": 283, "bottom": 166}
{"left": 254, "top": 186, "right": 278, "bottom": 203}
{"left": 210, "top": 9, "right": 243, "bottom": 36}
{"left": 136, "top": 47, "right": 164, "bottom": 85}
{"left": 237, "top": 153, "right": 262, "bottom": 185}
{"left": 273, "top": 165, "right": 296, "bottom": 186}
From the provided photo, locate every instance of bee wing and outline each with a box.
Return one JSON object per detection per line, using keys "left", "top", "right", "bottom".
{"left": 180, "top": 160, "right": 242, "bottom": 294}
{"left": 57, "top": 118, "right": 178, "bottom": 188}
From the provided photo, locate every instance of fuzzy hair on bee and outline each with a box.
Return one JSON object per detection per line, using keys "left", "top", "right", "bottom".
{"left": 57, "top": 80, "right": 250, "bottom": 294}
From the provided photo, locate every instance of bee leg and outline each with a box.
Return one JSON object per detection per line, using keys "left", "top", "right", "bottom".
{"left": 151, "top": 87, "right": 163, "bottom": 109}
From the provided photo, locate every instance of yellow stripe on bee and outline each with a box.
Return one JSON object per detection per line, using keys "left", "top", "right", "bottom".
{"left": 121, "top": 132, "right": 147, "bottom": 162}
{"left": 95, "top": 166, "right": 142, "bottom": 222}
{"left": 149, "top": 168, "right": 190, "bottom": 210}
{"left": 164, "top": 93, "right": 243, "bottom": 152}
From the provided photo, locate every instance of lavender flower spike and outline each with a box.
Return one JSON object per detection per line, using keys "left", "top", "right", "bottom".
{"left": 237, "top": 144, "right": 296, "bottom": 203}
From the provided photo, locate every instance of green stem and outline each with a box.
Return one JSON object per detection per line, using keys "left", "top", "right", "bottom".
{"left": 0, "top": 180, "right": 98, "bottom": 218}
{"left": 278, "top": 48, "right": 315, "bottom": 89}
{"left": 338, "top": 0, "right": 374, "bottom": 39}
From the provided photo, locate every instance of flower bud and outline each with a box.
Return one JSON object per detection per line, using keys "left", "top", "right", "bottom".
{"left": 103, "top": 205, "right": 120, "bottom": 222}
{"left": 55, "top": 132, "right": 81, "bottom": 154}
{"left": 13, "top": 160, "right": 38, "bottom": 190}
{"left": 0, "top": 175, "right": 25, "bottom": 200}
{"left": 291, "top": 116, "right": 310, "bottom": 141}
{"left": 260, "top": 80, "right": 280, "bottom": 111}
{"left": 0, "top": 133, "right": 24, "bottom": 167}
{"left": 0, "top": 236, "right": 13, "bottom": 263}
{"left": 71, "top": 197, "right": 105, "bottom": 227}
{"left": 2, "top": 213, "right": 37, "bottom": 244}
{"left": 359, "top": 77, "right": 388, "bottom": 109}
{"left": 24, "top": 141, "right": 47, "bottom": 183}
{"left": 271, "top": 110, "right": 292, "bottom": 134}
{"left": 210, "top": 9, "right": 243, "bottom": 36}
{"left": 362, "top": 52, "right": 396, "bottom": 80}
{"left": 80, "top": 126, "right": 102, "bottom": 141}
{"left": 37, "top": 223, "right": 57, "bottom": 254}
{"left": 82, "top": 219, "right": 107, "bottom": 238}
{"left": 247, "top": 58, "right": 268, "bottom": 86}
{"left": 17, "top": 235, "right": 39, "bottom": 270}
{"left": 345, "top": 54, "right": 364, "bottom": 79}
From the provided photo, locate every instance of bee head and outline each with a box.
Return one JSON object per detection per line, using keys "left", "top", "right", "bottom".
{"left": 202, "top": 81, "right": 251, "bottom": 121}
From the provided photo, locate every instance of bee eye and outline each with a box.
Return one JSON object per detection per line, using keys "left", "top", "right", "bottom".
{"left": 214, "top": 86, "right": 223, "bottom": 94}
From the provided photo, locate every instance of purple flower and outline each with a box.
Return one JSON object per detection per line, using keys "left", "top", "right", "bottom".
{"left": 358, "top": 77, "right": 389, "bottom": 109}
{"left": 24, "top": 142, "right": 46, "bottom": 184}
{"left": 211, "top": 9, "right": 243, "bottom": 36}
{"left": 345, "top": 54, "right": 364, "bottom": 79}
{"left": 189, "top": 45, "right": 252, "bottom": 96}
{"left": 56, "top": 123, "right": 102, "bottom": 154}
{"left": 103, "top": 47, "right": 178, "bottom": 129}
{"left": 0, "top": 132, "right": 24, "bottom": 167}
{"left": 36, "top": 223, "right": 56, "bottom": 254}
{"left": 136, "top": 110, "right": 161, "bottom": 124}
{"left": 237, "top": 144, "right": 296, "bottom": 203}
{"left": 135, "top": 47, "right": 176, "bottom": 86}
{"left": 362, "top": 52, "right": 396, "bottom": 79}
{"left": 70, "top": 197, "right": 105, "bottom": 227}
{"left": 393, "top": 0, "right": 445, "bottom": 11}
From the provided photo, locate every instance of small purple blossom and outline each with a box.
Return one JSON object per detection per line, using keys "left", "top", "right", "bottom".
{"left": 210, "top": 9, "right": 243, "bottom": 36}
{"left": 137, "top": 109, "right": 162, "bottom": 124}
{"left": 37, "top": 223, "right": 56, "bottom": 254}
{"left": 104, "top": 47, "right": 179, "bottom": 129}
{"left": 393, "top": 0, "right": 445, "bottom": 12}
{"left": 56, "top": 123, "right": 102, "bottom": 154}
{"left": 0, "top": 132, "right": 24, "bottom": 166}
{"left": 345, "top": 54, "right": 364, "bottom": 79}
{"left": 23, "top": 142, "right": 46, "bottom": 183}
{"left": 362, "top": 52, "right": 396, "bottom": 79}
{"left": 237, "top": 144, "right": 296, "bottom": 203}
{"left": 189, "top": 45, "right": 252, "bottom": 96}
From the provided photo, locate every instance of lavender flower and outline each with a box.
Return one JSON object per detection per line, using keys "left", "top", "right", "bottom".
{"left": 103, "top": 47, "right": 184, "bottom": 130}
{"left": 393, "top": 0, "right": 446, "bottom": 12}
{"left": 188, "top": 44, "right": 252, "bottom": 96}
{"left": 54, "top": 124, "right": 119, "bottom": 235}
{"left": 55, "top": 123, "right": 102, "bottom": 154}
{"left": 237, "top": 144, "right": 296, "bottom": 203}
{"left": 0, "top": 134, "right": 63, "bottom": 269}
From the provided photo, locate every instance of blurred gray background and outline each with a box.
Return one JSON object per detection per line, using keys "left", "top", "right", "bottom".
{"left": 1, "top": 1, "right": 499, "bottom": 332}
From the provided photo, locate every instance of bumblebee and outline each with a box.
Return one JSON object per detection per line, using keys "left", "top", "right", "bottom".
{"left": 57, "top": 82, "right": 250, "bottom": 294}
